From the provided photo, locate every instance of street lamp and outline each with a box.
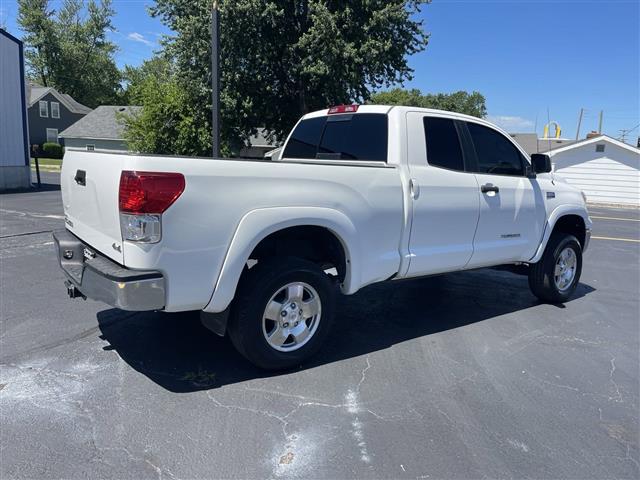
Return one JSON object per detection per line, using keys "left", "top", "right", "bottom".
{"left": 211, "top": 0, "right": 220, "bottom": 157}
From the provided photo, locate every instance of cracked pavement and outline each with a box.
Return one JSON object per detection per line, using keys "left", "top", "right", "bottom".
{"left": 1, "top": 175, "right": 639, "bottom": 479}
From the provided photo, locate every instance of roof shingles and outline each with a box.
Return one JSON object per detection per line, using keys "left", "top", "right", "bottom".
{"left": 59, "top": 106, "right": 141, "bottom": 140}
{"left": 28, "top": 85, "right": 92, "bottom": 115}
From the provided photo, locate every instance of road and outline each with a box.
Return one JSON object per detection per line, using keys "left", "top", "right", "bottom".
{"left": 1, "top": 173, "right": 639, "bottom": 479}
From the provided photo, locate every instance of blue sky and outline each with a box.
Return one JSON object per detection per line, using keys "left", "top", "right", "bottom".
{"left": 1, "top": 0, "right": 638, "bottom": 142}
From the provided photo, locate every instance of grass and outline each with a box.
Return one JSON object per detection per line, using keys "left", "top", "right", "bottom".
{"left": 31, "top": 158, "right": 62, "bottom": 170}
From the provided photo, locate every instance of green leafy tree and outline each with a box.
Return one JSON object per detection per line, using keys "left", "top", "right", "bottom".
{"left": 120, "top": 56, "right": 173, "bottom": 105}
{"left": 119, "top": 75, "right": 212, "bottom": 156}
{"left": 128, "top": 0, "right": 430, "bottom": 156}
{"left": 18, "top": 0, "right": 121, "bottom": 107}
{"left": 369, "top": 88, "right": 487, "bottom": 118}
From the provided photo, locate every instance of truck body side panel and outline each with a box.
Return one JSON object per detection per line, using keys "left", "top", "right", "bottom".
{"left": 72, "top": 154, "right": 404, "bottom": 312}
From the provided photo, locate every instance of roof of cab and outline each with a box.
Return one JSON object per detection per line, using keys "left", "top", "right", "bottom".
{"left": 304, "top": 105, "right": 489, "bottom": 124}
{"left": 301, "top": 105, "right": 531, "bottom": 158}
{"left": 303, "top": 105, "right": 507, "bottom": 134}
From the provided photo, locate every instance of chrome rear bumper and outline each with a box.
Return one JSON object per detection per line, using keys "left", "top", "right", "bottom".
{"left": 53, "top": 229, "right": 165, "bottom": 311}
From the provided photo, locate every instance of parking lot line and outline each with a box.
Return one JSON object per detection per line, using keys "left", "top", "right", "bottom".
{"left": 591, "top": 216, "right": 640, "bottom": 222}
{"left": 591, "top": 235, "right": 640, "bottom": 243}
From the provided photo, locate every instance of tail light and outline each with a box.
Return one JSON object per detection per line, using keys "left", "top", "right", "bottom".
{"left": 118, "top": 171, "right": 185, "bottom": 243}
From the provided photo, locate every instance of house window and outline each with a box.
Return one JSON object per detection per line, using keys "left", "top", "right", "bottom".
{"left": 46, "top": 128, "right": 59, "bottom": 143}
{"left": 595, "top": 144, "right": 605, "bottom": 153}
{"left": 39, "top": 101, "right": 48, "bottom": 118}
{"left": 86, "top": 145, "right": 95, "bottom": 151}
{"left": 51, "top": 102, "right": 60, "bottom": 119}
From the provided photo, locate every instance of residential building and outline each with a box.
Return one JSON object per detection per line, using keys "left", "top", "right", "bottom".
{"left": 239, "top": 129, "right": 279, "bottom": 159}
{"left": 510, "top": 133, "right": 577, "bottom": 156}
{"left": 0, "top": 29, "right": 30, "bottom": 189}
{"left": 27, "top": 83, "right": 91, "bottom": 147}
{"left": 59, "top": 106, "right": 141, "bottom": 152}
{"left": 547, "top": 135, "right": 639, "bottom": 206}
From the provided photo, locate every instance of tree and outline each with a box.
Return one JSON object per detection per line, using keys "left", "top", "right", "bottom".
{"left": 369, "top": 88, "right": 487, "bottom": 118}
{"left": 119, "top": 76, "right": 212, "bottom": 156}
{"left": 128, "top": 0, "right": 430, "bottom": 156}
{"left": 18, "top": 0, "right": 122, "bottom": 108}
{"left": 120, "top": 56, "right": 173, "bottom": 105}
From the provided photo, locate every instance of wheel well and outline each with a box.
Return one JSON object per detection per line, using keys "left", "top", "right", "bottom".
{"left": 552, "top": 215, "right": 586, "bottom": 248}
{"left": 248, "top": 226, "right": 347, "bottom": 281}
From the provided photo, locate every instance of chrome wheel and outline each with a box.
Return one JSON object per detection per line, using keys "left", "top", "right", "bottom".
{"left": 262, "top": 281, "right": 321, "bottom": 352}
{"left": 554, "top": 247, "right": 577, "bottom": 291}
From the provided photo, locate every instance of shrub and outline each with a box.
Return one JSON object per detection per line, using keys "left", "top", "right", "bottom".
{"left": 42, "top": 142, "right": 63, "bottom": 159}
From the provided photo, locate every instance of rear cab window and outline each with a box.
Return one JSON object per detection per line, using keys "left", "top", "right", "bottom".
{"left": 423, "top": 117, "right": 465, "bottom": 171}
{"left": 283, "top": 113, "right": 388, "bottom": 162}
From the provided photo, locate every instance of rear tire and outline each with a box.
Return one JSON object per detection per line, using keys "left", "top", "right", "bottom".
{"left": 227, "top": 257, "right": 336, "bottom": 370}
{"left": 528, "top": 232, "right": 582, "bottom": 303}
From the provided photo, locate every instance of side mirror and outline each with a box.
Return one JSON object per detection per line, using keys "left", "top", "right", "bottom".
{"left": 531, "top": 153, "right": 552, "bottom": 173}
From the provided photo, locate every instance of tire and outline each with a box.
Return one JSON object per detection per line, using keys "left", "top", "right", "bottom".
{"left": 227, "top": 256, "right": 336, "bottom": 370}
{"left": 528, "top": 232, "right": 583, "bottom": 303}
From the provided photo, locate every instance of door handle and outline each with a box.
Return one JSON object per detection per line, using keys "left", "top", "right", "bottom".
{"left": 481, "top": 183, "right": 499, "bottom": 194}
{"left": 74, "top": 169, "right": 86, "bottom": 186}
{"left": 409, "top": 178, "right": 420, "bottom": 199}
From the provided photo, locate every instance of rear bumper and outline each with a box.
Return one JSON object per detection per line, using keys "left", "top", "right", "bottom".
{"left": 53, "top": 229, "right": 165, "bottom": 311}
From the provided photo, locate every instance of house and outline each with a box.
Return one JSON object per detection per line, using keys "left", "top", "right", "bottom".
{"left": 59, "top": 106, "right": 141, "bottom": 152}
{"left": 27, "top": 83, "right": 91, "bottom": 147}
{"left": 547, "top": 135, "right": 640, "bottom": 206}
{"left": 0, "top": 29, "right": 30, "bottom": 190}
{"left": 240, "top": 129, "right": 279, "bottom": 158}
{"left": 510, "top": 133, "right": 577, "bottom": 156}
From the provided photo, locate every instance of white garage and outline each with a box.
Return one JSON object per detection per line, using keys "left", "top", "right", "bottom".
{"left": 548, "top": 135, "right": 640, "bottom": 207}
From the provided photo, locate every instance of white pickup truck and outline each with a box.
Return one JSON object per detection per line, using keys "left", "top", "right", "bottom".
{"left": 54, "top": 104, "right": 592, "bottom": 369}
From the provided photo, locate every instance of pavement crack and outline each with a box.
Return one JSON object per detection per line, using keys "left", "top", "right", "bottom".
{"left": 609, "top": 356, "right": 623, "bottom": 402}
{"left": 241, "top": 385, "right": 326, "bottom": 403}
{"left": 356, "top": 354, "right": 371, "bottom": 393}
{"left": 0, "top": 208, "right": 64, "bottom": 220}
{"left": 0, "top": 312, "right": 139, "bottom": 363}
{"left": 0, "top": 230, "right": 53, "bottom": 239}
{"left": 344, "top": 355, "right": 374, "bottom": 464}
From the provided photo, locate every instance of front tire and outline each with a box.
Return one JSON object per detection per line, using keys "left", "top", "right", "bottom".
{"left": 227, "top": 257, "right": 336, "bottom": 370}
{"left": 528, "top": 232, "right": 583, "bottom": 303}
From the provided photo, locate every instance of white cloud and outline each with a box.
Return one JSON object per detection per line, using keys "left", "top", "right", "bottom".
{"left": 486, "top": 115, "right": 535, "bottom": 132}
{"left": 127, "top": 32, "right": 154, "bottom": 47}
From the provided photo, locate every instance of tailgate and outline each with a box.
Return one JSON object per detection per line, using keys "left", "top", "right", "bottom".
{"left": 61, "top": 150, "right": 125, "bottom": 264}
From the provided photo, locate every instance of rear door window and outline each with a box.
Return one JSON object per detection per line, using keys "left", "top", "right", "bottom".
{"left": 423, "top": 117, "right": 465, "bottom": 171}
{"left": 466, "top": 122, "right": 525, "bottom": 176}
{"left": 283, "top": 113, "right": 388, "bottom": 162}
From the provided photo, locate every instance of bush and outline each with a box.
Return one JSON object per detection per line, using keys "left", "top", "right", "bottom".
{"left": 42, "top": 142, "right": 63, "bottom": 159}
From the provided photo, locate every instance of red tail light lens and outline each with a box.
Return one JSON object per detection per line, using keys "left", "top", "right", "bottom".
{"left": 119, "top": 171, "right": 185, "bottom": 214}
{"left": 328, "top": 104, "right": 359, "bottom": 114}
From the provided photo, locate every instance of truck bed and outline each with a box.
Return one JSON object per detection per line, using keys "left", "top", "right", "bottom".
{"left": 61, "top": 150, "right": 406, "bottom": 312}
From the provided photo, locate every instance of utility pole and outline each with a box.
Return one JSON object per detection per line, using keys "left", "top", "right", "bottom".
{"left": 618, "top": 123, "right": 640, "bottom": 144}
{"left": 211, "top": 1, "right": 221, "bottom": 158}
{"left": 598, "top": 110, "right": 603, "bottom": 134}
{"left": 619, "top": 129, "right": 629, "bottom": 144}
{"left": 575, "top": 108, "right": 584, "bottom": 141}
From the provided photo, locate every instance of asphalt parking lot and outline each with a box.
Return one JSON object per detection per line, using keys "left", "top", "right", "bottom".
{"left": 1, "top": 173, "right": 639, "bottom": 479}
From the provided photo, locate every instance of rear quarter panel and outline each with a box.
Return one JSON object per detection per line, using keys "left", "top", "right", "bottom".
{"left": 119, "top": 155, "right": 404, "bottom": 312}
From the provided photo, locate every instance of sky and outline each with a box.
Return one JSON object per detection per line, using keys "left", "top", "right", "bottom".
{"left": 1, "top": 0, "right": 638, "bottom": 143}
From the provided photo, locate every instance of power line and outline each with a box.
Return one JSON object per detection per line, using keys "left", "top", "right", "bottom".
{"left": 618, "top": 124, "right": 640, "bottom": 143}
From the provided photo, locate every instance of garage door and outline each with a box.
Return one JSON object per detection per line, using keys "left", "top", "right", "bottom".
{"left": 555, "top": 157, "right": 640, "bottom": 206}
